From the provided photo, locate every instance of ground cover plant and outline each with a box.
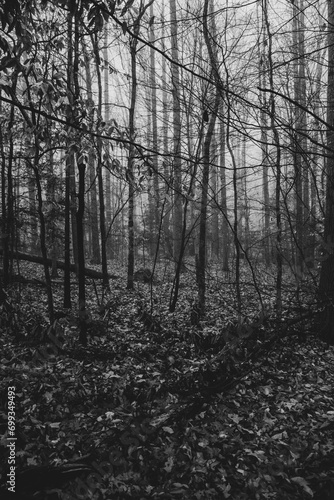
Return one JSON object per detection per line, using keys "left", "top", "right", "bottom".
{"left": 0, "top": 261, "right": 334, "bottom": 500}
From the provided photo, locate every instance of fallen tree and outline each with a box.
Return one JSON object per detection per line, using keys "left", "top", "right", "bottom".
{"left": 0, "top": 250, "right": 119, "bottom": 280}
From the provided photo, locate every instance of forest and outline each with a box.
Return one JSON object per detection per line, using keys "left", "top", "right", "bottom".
{"left": 0, "top": 0, "right": 334, "bottom": 498}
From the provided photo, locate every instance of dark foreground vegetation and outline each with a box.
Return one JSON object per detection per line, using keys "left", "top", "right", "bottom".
{"left": 1, "top": 261, "right": 334, "bottom": 500}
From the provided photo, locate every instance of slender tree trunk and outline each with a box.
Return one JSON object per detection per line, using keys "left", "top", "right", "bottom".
{"left": 197, "top": 0, "right": 220, "bottom": 317}
{"left": 126, "top": 29, "right": 138, "bottom": 290}
{"left": 161, "top": 0, "right": 172, "bottom": 257}
{"left": 210, "top": 136, "right": 219, "bottom": 259}
{"left": 242, "top": 134, "right": 250, "bottom": 253}
{"left": 309, "top": 43, "right": 325, "bottom": 267}
{"left": 170, "top": 0, "right": 183, "bottom": 269}
{"left": 28, "top": 169, "right": 38, "bottom": 253}
{"left": 83, "top": 42, "right": 100, "bottom": 265}
{"left": 258, "top": 17, "right": 271, "bottom": 266}
{"left": 0, "top": 85, "right": 16, "bottom": 286}
{"left": 64, "top": 5, "right": 75, "bottom": 309}
{"left": 48, "top": 147, "right": 59, "bottom": 278}
{"left": 292, "top": 0, "right": 304, "bottom": 275}
{"left": 184, "top": 39, "right": 197, "bottom": 258}
{"left": 76, "top": 154, "right": 87, "bottom": 344}
{"left": 0, "top": 95, "right": 9, "bottom": 288}
{"left": 125, "top": 1, "right": 154, "bottom": 288}
{"left": 70, "top": 155, "right": 78, "bottom": 270}
{"left": 318, "top": 0, "right": 334, "bottom": 344}
{"left": 197, "top": 108, "right": 219, "bottom": 316}
{"left": 22, "top": 73, "right": 55, "bottom": 322}
{"left": 23, "top": 85, "right": 38, "bottom": 254}
{"left": 32, "top": 157, "right": 54, "bottom": 323}
{"left": 103, "top": 24, "right": 113, "bottom": 260}
{"left": 72, "top": 3, "right": 87, "bottom": 345}
{"left": 64, "top": 153, "right": 72, "bottom": 308}
{"left": 92, "top": 32, "right": 109, "bottom": 288}
{"left": 299, "top": 0, "right": 310, "bottom": 268}
{"left": 227, "top": 115, "right": 242, "bottom": 319}
{"left": 150, "top": 4, "right": 160, "bottom": 256}
{"left": 263, "top": 0, "right": 282, "bottom": 317}
{"left": 220, "top": 112, "right": 230, "bottom": 272}
{"left": 146, "top": 81, "right": 154, "bottom": 257}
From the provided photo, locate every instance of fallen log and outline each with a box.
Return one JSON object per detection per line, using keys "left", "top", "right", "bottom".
{"left": 0, "top": 250, "right": 119, "bottom": 280}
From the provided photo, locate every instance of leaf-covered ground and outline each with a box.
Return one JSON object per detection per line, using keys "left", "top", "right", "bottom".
{"left": 1, "top": 261, "right": 334, "bottom": 499}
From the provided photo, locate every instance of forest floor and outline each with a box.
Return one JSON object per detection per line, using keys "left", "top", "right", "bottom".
{"left": 0, "top": 260, "right": 334, "bottom": 500}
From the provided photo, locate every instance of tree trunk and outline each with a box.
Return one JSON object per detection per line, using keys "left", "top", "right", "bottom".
{"left": 242, "top": 134, "right": 250, "bottom": 253}
{"left": 258, "top": 24, "right": 271, "bottom": 266}
{"left": 197, "top": 0, "right": 220, "bottom": 317}
{"left": 219, "top": 110, "right": 230, "bottom": 272}
{"left": 227, "top": 113, "right": 242, "bottom": 319}
{"left": 0, "top": 97, "right": 9, "bottom": 287}
{"left": 103, "top": 24, "right": 113, "bottom": 260}
{"left": 170, "top": 0, "right": 183, "bottom": 269}
{"left": 126, "top": 28, "right": 138, "bottom": 290}
{"left": 150, "top": 4, "right": 160, "bottom": 257}
{"left": 210, "top": 136, "right": 219, "bottom": 259}
{"left": 72, "top": 2, "right": 87, "bottom": 345}
{"left": 32, "top": 158, "right": 54, "bottom": 323}
{"left": 76, "top": 156, "right": 87, "bottom": 345}
{"left": 161, "top": 0, "right": 172, "bottom": 258}
{"left": 299, "top": 0, "right": 310, "bottom": 268}
{"left": 27, "top": 169, "right": 38, "bottom": 254}
{"left": 83, "top": 41, "right": 100, "bottom": 265}
{"left": 92, "top": 32, "right": 109, "bottom": 289}
{"left": 64, "top": 151, "right": 72, "bottom": 308}
{"left": 292, "top": 0, "right": 305, "bottom": 276}
{"left": 0, "top": 249, "right": 117, "bottom": 279}
{"left": 318, "top": 0, "right": 334, "bottom": 344}
{"left": 47, "top": 147, "right": 59, "bottom": 279}
{"left": 64, "top": 4, "right": 75, "bottom": 309}
{"left": 309, "top": 41, "right": 325, "bottom": 268}
{"left": 263, "top": 0, "right": 282, "bottom": 317}
{"left": 0, "top": 79, "right": 16, "bottom": 286}
{"left": 22, "top": 71, "right": 55, "bottom": 323}
{"left": 70, "top": 152, "right": 78, "bottom": 270}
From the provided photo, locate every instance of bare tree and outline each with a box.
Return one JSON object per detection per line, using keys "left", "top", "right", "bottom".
{"left": 197, "top": 0, "right": 220, "bottom": 317}
{"left": 127, "top": 0, "right": 154, "bottom": 289}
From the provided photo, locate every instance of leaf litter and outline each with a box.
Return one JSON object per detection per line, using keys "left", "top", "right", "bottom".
{"left": 0, "top": 262, "right": 333, "bottom": 499}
